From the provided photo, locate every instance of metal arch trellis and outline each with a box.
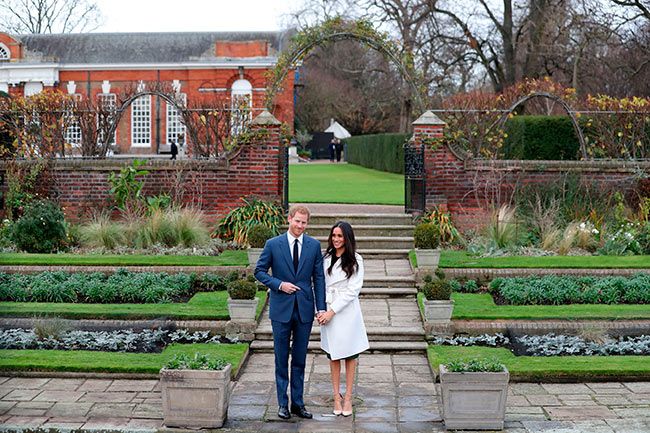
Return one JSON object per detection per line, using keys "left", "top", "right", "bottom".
{"left": 490, "top": 92, "right": 588, "bottom": 159}
{"left": 265, "top": 28, "right": 426, "bottom": 116}
{"left": 103, "top": 90, "right": 188, "bottom": 155}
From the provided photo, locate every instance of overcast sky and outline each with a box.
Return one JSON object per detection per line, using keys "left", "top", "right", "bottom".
{"left": 94, "top": 0, "right": 302, "bottom": 32}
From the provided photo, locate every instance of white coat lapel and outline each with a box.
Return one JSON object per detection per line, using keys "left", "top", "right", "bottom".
{"left": 325, "top": 255, "right": 348, "bottom": 285}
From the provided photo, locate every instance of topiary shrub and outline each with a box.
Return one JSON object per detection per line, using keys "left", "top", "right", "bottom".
{"left": 248, "top": 224, "right": 274, "bottom": 248}
{"left": 414, "top": 223, "right": 441, "bottom": 249}
{"left": 422, "top": 275, "right": 452, "bottom": 300}
{"left": 227, "top": 278, "right": 258, "bottom": 300}
{"left": 10, "top": 200, "right": 67, "bottom": 253}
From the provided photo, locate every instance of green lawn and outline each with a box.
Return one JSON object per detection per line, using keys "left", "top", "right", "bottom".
{"left": 0, "top": 343, "right": 248, "bottom": 375}
{"left": 0, "top": 291, "right": 267, "bottom": 320}
{"left": 439, "top": 250, "right": 650, "bottom": 268}
{"left": 418, "top": 293, "right": 650, "bottom": 320}
{"left": 428, "top": 346, "right": 650, "bottom": 381}
{"left": 289, "top": 163, "right": 403, "bottom": 205}
{"left": 0, "top": 250, "right": 248, "bottom": 266}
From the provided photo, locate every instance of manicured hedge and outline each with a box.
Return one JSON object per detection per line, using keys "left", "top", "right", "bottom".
{"left": 346, "top": 133, "right": 410, "bottom": 174}
{"left": 0, "top": 270, "right": 197, "bottom": 304}
{"left": 489, "top": 274, "right": 650, "bottom": 305}
{"left": 502, "top": 115, "right": 580, "bottom": 160}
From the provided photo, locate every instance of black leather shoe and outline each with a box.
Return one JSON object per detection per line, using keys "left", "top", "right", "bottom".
{"left": 278, "top": 406, "right": 291, "bottom": 420}
{"left": 290, "top": 404, "right": 313, "bottom": 419}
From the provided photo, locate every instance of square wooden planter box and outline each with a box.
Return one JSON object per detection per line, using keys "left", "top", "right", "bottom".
{"left": 160, "top": 364, "right": 231, "bottom": 428}
{"left": 439, "top": 364, "right": 509, "bottom": 430}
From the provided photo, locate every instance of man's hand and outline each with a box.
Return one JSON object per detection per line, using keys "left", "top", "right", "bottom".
{"left": 280, "top": 282, "right": 300, "bottom": 294}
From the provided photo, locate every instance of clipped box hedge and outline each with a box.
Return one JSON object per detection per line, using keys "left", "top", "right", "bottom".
{"left": 502, "top": 115, "right": 580, "bottom": 160}
{"left": 346, "top": 133, "right": 410, "bottom": 174}
{"left": 489, "top": 274, "right": 650, "bottom": 305}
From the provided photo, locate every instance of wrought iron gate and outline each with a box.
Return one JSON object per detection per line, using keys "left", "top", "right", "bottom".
{"left": 404, "top": 141, "right": 425, "bottom": 213}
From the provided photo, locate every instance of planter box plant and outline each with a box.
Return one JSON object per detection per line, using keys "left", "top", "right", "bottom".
{"left": 439, "top": 358, "right": 509, "bottom": 430}
{"left": 227, "top": 277, "right": 259, "bottom": 321}
{"left": 160, "top": 353, "right": 231, "bottom": 429}
{"left": 421, "top": 271, "right": 453, "bottom": 323}
{"left": 414, "top": 222, "right": 441, "bottom": 269}
{"left": 246, "top": 224, "right": 274, "bottom": 267}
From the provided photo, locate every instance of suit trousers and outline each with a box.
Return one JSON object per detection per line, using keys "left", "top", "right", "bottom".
{"left": 271, "top": 299, "right": 313, "bottom": 407}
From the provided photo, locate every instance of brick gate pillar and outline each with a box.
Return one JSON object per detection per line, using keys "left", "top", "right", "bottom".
{"left": 412, "top": 110, "right": 447, "bottom": 210}
{"left": 249, "top": 109, "right": 284, "bottom": 205}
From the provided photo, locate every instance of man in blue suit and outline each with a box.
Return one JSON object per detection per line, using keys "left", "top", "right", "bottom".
{"left": 255, "top": 204, "right": 326, "bottom": 420}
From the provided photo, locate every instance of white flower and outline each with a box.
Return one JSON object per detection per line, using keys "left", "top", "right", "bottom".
{"left": 592, "top": 229, "right": 599, "bottom": 235}
{"left": 579, "top": 222, "right": 586, "bottom": 230}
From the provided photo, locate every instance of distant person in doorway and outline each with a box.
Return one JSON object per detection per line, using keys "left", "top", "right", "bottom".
{"left": 335, "top": 139, "right": 344, "bottom": 162}
{"left": 170, "top": 140, "right": 178, "bottom": 160}
{"left": 329, "top": 137, "right": 337, "bottom": 162}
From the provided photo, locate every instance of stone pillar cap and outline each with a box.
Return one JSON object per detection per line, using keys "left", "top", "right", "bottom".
{"left": 412, "top": 110, "right": 446, "bottom": 126}
{"left": 251, "top": 109, "right": 281, "bottom": 126}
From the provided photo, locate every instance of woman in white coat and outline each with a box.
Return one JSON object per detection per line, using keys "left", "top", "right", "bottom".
{"left": 317, "top": 221, "right": 369, "bottom": 417}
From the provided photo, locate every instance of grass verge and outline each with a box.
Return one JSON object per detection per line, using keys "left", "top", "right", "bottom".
{"left": 0, "top": 291, "right": 267, "bottom": 320}
{"left": 0, "top": 343, "right": 248, "bottom": 376}
{"left": 428, "top": 346, "right": 650, "bottom": 382}
{"left": 290, "top": 163, "right": 403, "bottom": 205}
{"left": 0, "top": 250, "right": 248, "bottom": 266}
{"left": 439, "top": 250, "right": 650, "bottom": 268}
{"left": 417, "top": 292, "right": 650, "bottom": 320}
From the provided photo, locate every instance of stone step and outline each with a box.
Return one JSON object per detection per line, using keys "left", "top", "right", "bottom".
{"left": 304, "top": 224, "right": 414, "bottom": 237}
{"left": 309, "top": 214, "right": 413, "bottom": 226}
{"left": 360, "top": 287, "right": 418, "bottom": 297}
{"left": 363, "top": 276, "right": 416, "bottom": 288}
{"left": 315, "top": 236, "right": 413, "bottom": 250}
{"left": 250, "top": 340, "right": 428, "bottom": 353}
{"left": 357, "top": 249, "right": 411, "bottom": 259}
{"left": 255, "top": 325, "right": 425, "bottom": 341}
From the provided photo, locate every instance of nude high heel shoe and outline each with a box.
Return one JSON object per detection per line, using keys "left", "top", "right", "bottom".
{"left": 333, "top": 393, "right": 343, "bottom": 415}
{"left": 342, "top": 394, "right": 353, "bottom": 417}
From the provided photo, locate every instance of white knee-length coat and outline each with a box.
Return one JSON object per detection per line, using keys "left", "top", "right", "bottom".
{"left": 320, "top": 253, "right": 370, "bottom": 360}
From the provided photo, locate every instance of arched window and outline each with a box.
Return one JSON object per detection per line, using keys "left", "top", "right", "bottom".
{"left": 0, "top": 43, "right": 9, "bottom": 61}
{"left": 231, "top": 79, "right": 252, "bottom": 135}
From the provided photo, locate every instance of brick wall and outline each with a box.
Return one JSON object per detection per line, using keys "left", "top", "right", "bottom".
{"left": 412, "top": 115, "right": 650, "bottom": 231}
{"left": 0, "top": 121, "right": 284, "bottom": 224}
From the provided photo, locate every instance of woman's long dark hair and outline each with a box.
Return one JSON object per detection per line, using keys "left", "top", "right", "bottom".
{"left": 325, "top": 221, "right": 358, "bottom": 279}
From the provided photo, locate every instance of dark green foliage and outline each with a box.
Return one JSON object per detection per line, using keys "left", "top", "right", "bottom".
{"left": 247, "top": 224, "right": 274, "bottom": 248}
{"left": 414, "top": 223, "right": 441, "bottom": 249}
{"left": 489, "top": 274, "right": 650, "bottom": 305}
{"left": 346, "top": 133, "right": 410, "bottom": 174}
{"left": 10, "top": 200, "right": 67, "bottom": 253}
{"left": 638, "top": 223, "right": 650, "bottom": 255}
{"left": 503, "top": 116, "right": 580, "bottom": 160}
{"left": 227, "top": 278, "right": 258, "bottom": 300}
{"left": 422, "top": 277, "right": 452, "bottom": 300}
{"left": 0, "top": 269, "right": 195, "bottom": 304}
{"left": 198, "top": 273, "right": 228, "bottom": 291}
{"left": 462, "top": 279, "right": 480, "bottom": 293}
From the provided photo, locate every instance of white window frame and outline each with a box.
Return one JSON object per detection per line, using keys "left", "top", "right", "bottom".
{"left": 231, "top": 79, "right": 252, "bottom": 135}
{"left": 97, "top": 93, "right": 117, "bottom": 145}
{"left": 0, "top": 43, "right": 9, "bottom": 61}
{"left": 64, "top": 94, "right": 82, "bottom": 147}
{"left": 166, "top": 93, "right": 186, "bottom": 146}
{"left": 131, "top": 95, "right": 151, "bottom": 147}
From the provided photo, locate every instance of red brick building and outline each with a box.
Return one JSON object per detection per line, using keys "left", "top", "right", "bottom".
{"left": 0, "top": 31, "right": 294, "bottom": 155}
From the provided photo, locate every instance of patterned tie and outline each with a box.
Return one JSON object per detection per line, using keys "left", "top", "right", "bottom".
{"left": 293, "top": 239, "right": 299, "bottom": 272}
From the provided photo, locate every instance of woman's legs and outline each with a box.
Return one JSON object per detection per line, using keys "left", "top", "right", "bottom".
{"left": 343, "top": 358, "right": 357, "bottom": 416}
{"left": 329, "top": 359, "right": 342, "bottom": 414}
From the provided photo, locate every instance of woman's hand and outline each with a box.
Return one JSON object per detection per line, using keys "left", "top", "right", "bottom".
{"left": 318, "top": 310, "right": 335, "bottom": 325}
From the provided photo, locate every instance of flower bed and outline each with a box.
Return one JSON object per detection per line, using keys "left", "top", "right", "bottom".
{"left": 0, "top": 328, "right": 237, "bottom": 353}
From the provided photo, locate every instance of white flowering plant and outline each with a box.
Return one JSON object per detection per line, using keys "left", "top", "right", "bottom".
{"left": 598, "top": 222, "right": 643, "bottom": 255}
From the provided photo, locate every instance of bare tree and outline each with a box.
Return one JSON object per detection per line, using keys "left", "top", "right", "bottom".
{"left": 0, "top": 0, "right": 102, "bottom": 34}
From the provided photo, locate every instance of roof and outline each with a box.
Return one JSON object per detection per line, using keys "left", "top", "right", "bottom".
{"left": 14, "top": 31, "right": 291, "bottom": 64}
{"left": 324, "top": 120, "right": 351, "bottom": 139}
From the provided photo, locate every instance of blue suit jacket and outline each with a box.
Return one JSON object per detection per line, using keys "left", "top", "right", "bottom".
{"left": 255, "top": 233, "right": 326, "bottom": 323}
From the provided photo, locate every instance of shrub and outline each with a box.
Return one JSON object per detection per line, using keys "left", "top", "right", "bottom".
{"left": 502, "top": 115, "right": 580, "bottom": 160}
{"left": 346, "top": 133, "right": 409, "bottom": 174}
{"left": 445, "top": 358, "right": 505, "bottom": 373}
{"left": 216, "top": 198, "right": 283, "bottom": 245}
{"left": 78, "top": 214, "right": 124, "bottom": 249}
{"left": 487, "top": 205, "right": 518, "bottom": 249}
{"left": 462, "top": 279, "right": 480, "bottom": 293}
{"left": 164, "top": 353, "right": 228, "bottom": 370}
{"left": 422, "top": 276, "right": 451, "bottom": 300}
{"left": 199, "top": 273, "right": 228, "bottom": 291}
{"left": 247, "top": 224, "right": 274, "bottom": 248}
{"left": 638, "top": 223, "right": 650, "bottom": 255}
{"left": 414, "top": 223, "right": 441, "bottom": 249}
{"left": 419, "top": 207, "right": 461, "bottom": 245}
{"left": 227, "top": 278, "right": 258, "bottom": 300}
{"left": 10, "top": 199, "right": 67, "bottom": 253}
